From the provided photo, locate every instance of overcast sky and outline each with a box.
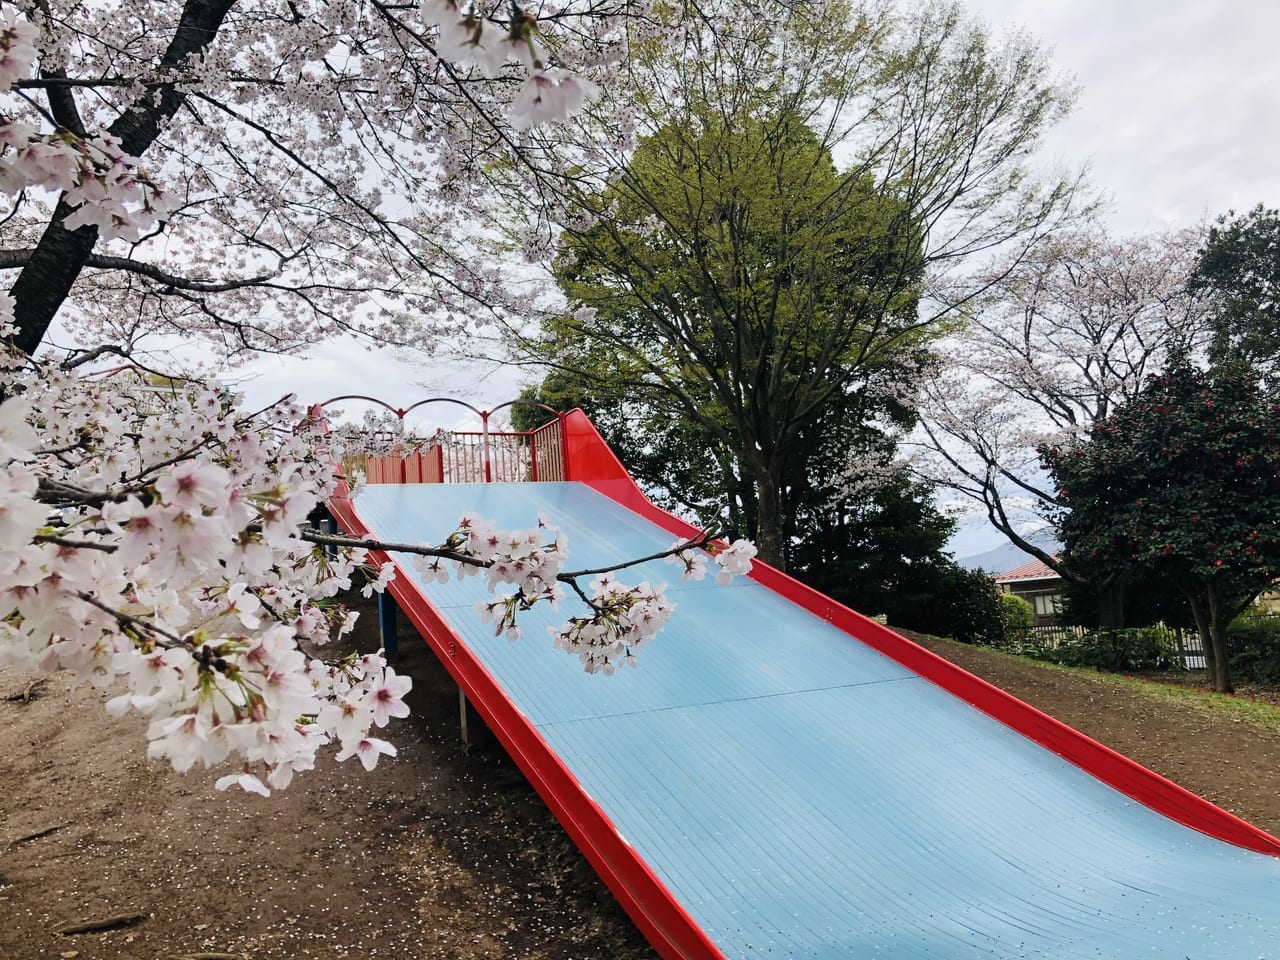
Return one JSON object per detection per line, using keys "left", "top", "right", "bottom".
{"left": 967, "top": 0, "right": 1280, "bottom": 232}
{"left": 237, "top": 0, "right": 1280, "bottom": 411}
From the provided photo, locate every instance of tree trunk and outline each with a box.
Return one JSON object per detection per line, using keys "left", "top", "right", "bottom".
{"left": 9, "top": 202, "right": 101, "bottom": 356}
{"left": 755, "top": 468, "right": 786, "bottom": 571}
{"left": 1205, "top": 583, "right": 1235, "bottom": 694}
{"left": 1188, "top": 589, "right": 1234, "bottom": 693}
{"left": 8, "top": 0, "right": 237, "bottom": 353}
{"left": 1096, "top": 577, "right": 1126, "bottom": 628}
{"left": 1187, "top": 594, "right": 1218, "bottom": 684}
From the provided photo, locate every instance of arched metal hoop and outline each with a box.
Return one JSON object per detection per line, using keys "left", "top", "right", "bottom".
{"left": 318, "top": 396, "right": 570, "bottom": 484}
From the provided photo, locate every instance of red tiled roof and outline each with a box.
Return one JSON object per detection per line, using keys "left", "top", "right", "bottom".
{"left": 994, "top": 558, "right": 1061, "bottom": 582}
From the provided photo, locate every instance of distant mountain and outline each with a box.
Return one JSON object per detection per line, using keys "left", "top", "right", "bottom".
{"left": 957, "top": 540, "right": 1058, "bottom": 575}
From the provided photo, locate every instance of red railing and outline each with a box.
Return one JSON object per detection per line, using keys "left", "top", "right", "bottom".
{"left": 320, "top": 396, "right": 568, "bottom": 485}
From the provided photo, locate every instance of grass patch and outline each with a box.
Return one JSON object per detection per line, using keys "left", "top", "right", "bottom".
{"left": 919, "top": 634, "right": 1280, "bottom": 735}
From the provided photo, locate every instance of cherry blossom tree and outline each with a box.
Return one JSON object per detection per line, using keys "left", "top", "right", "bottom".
{"left": 0, "top": 1, "right": 760, "bottom": 796}
{"left": 1, "top": 0, "right": 644, "bottom": 359}
{"left": 0, "top": 351, "right": 757, "bottom": 794}
{"left": 907, "top": 224, "right": 1214, "bottom": 623}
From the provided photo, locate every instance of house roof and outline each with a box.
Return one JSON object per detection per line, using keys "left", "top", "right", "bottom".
{"left": 994, "top": 558, "right": 1062, "bottom": 583}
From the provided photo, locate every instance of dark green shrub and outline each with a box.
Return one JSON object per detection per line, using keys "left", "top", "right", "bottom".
{"left": 886, "top": 563, "right": 1003, "bottom": 645}
{"left": 1228, "top": 610, "right": 1280, "bottom": 683}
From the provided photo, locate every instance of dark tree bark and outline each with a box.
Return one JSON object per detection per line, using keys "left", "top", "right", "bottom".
{"left": 1095, "top": 578, "right": 1126, "bottom": 629}
{"left": 1189, "top": 588, "right": 1237, "bottom": 694}
{"left": 754, "top": 466, "right": 786, "bottom": 571}
{"left": 9, "top": 0, "right": 237, "bottom": 355}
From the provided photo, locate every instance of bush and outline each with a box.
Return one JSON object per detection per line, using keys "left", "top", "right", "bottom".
{"left": 1050, "top": 626, "right": 1183, "bottom": 672}
{"left": 1228, "top": 609, "right": 1280, "bottom": 683}
{"left": 886, "top": 563, "right": 1003, "bottom": 645}
{"left": 999, "top": 593, "right": 1035, "bottom": 645}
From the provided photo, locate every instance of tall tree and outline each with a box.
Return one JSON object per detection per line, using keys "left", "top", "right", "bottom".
{"left": 517, "top": 0, "right": 1080, "bottom": 568}
{"left": 1043, "top": 357, "right": 1280, "bottom": 692}
{"left": 1189, "top": 204, "right": 1280, "bottom": 380}
{"left": 909, "top": 225, "right": 1213, "bottom": 623}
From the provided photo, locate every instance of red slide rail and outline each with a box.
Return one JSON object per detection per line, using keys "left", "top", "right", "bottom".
{"left": 325, "top": 480, "right": 728, "bottom": 960}
{"left": 558, "top": 408, "right": 1280, "bottom": 858}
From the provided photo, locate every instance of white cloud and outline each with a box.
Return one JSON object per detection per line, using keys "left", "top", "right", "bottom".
{"left": 968, "top": 0, "right": 1280, "bottom": 231}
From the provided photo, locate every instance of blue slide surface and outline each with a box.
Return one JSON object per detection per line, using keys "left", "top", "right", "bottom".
{"left": 352, "top": 481, "right": 1280, "bottom": 959}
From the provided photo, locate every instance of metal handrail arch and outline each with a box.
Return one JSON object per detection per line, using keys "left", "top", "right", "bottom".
{"left": 320, "top": 395, "right": 569, "bottom": 484}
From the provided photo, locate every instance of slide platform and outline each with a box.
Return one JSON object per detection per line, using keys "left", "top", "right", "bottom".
{"left": 327, "top": 417, "right": 1280, "bottom": 960}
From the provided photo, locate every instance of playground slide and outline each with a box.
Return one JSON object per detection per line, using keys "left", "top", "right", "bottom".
{"left": 328, "top": 414, "right": 1280, "bottom": 960}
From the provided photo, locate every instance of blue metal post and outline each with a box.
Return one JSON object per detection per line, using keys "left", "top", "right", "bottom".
{"left": 377, "top": 589, "right": 399, "bottom": 660}
{"left": 325, "top": 515, "right": 338, "bottom": 560}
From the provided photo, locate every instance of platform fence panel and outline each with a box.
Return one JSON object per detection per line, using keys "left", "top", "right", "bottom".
{"left": 354, "top": 420, "right": 565, "bottom": 486}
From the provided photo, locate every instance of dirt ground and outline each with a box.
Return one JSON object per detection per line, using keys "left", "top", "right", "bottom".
{"left": 3, "top": 605, "right": 1279, "bottom": 960}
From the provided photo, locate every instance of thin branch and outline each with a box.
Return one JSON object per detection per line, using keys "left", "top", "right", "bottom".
{"left": 75, "top": 590, "right": 185, "bottom": 646}
{"left": 556, "top": 530, "right": 721, "bottom": 578}
{"left": 33, "top": 534, "right": 118, "bottom": 552}
{"left": 36, "top": 477, "right": 127, "bottom": 508}
{"left": 298, "top": 527, "right": 722, "bottom": 582}
{"left": 84, "top": 253, "right": 279, "bottom": 292}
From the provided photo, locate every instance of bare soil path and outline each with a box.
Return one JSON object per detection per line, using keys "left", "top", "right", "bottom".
{"left": 2, "top": 608, "right": 1278, "bottom": 960}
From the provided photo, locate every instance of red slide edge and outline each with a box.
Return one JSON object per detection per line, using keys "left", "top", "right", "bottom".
{"left": 561, "top": 408, "right": 1280, "bottom": 858}
{"left": 326, "top": 484, "right": 729, "bottom": 960}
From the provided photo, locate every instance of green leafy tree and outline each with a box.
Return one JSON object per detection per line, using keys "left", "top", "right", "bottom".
{"left": 999, "top": 593, "right": 1035, "bottom": 644}
{"left": 1043, "top": 357, "right": 1280, "bottom": 692}
{"left": 515, "top": 0, "right": 1079, "bottom": 570}
{"left": 545, "top": 116, "right": 925, "bottom": 568}
{"left": 1190, "top": 205, "right": 1280, "bottom": 379}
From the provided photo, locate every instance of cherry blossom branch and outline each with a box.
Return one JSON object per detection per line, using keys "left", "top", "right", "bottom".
{"left": 75, "top": 590, "right": 186, "bottom": 647}
{"left": 83, "top": 253, "right": 280, "bottom": 293}
{"left": 33, "top": 534, "right": 117, "bottom": 551}
{"left": 296, "top": 526, "right": 722, "bottom": 582}
{"left": 553, "top": 532, "right": 723, "bottom": 578}
{"left": 13, "top": 73, "right": 290, "bottom": 90}
{"left": 561, "top": 574, "right": 597, "bottom": 610}
{"left": 57, "top": 343, "right": 138, "bottom": 370}
{"left": 35, "top": 477, "right": 128, "bottom": 507}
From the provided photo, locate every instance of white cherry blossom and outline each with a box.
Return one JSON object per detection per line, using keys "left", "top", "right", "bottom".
{"left": 365, "top": 668, "right": 413, "bottom": 727}
{"left": 0, "top": 6, "right": 37, "bottom": 91}
{"left": 0, "top": 370, "right": 753, "bottom": 795}
{"left": 510, "top": 69, "right": 601, "bottom": 129}
{"left": 336, "top": 735, "right": 398, "bottom": 772}
{"left": 0, "top": 0, "right": 755, "bottom": 798}
{"left": 714, "top": 540, "right": 758, "bottom": 584}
